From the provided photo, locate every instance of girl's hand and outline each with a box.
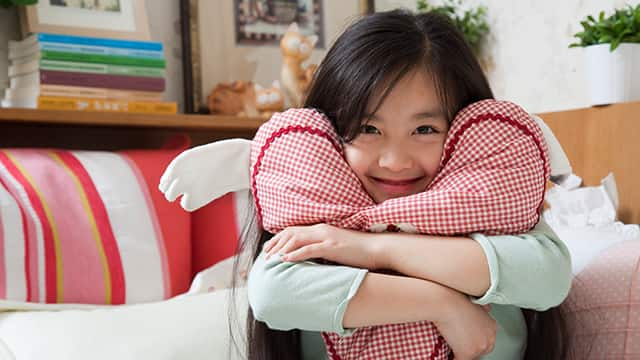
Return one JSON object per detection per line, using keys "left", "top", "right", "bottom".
{"left": 435, "top": 292, "right": 497, "bottom": 360}
{"left": 263, "top": 224, "right": 384, "bottom": 270}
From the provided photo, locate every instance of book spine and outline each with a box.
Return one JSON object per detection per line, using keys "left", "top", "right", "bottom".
{"left": 37, "top": 33, "right": 162, "bottom": 51}
{"left": 41, "top": 84, "right": 162, "bottom": 100}
{"left": 40, "top": 60, "right": 165, "bottom": 78}
{"left": 37, "top": 96, "right": 176, "bottom": 114}
{"left": 40, "top": 70, "right": 165, "bottom": 92}
{"left": 42, "top": 50, "right": 166, "bottom": 68}
{"left": 40, "top": 42, "right": 164, "bottom": 59}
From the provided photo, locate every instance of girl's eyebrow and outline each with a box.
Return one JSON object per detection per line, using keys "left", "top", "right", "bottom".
{"left": 413, "top": 110, "right": 443, "bottom": 119}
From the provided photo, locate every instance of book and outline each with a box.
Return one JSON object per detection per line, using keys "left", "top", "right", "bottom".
{"left": 11, "top": 50, "right": 165, "bottom": 68}
{"left": 9, "top": 59, "right": 165, "bottom": 78}
{"left": 10, "top": 32, "right": 162, "bottom": 52}
{"left": 37, "top": 96, "right": 177, "bottom": 114}
{"left": 11, "top": 70, "right": 165, "bottom": 92}
{"left": 9, "top": 41, "right": 164, "bottom": 61}
{"left": 5, "top": 85, "right": 163, "bottom": 102}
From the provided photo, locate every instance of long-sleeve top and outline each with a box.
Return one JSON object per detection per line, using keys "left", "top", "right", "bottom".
{"left": 247, "top": 219, "right": 572, "bottom": 359}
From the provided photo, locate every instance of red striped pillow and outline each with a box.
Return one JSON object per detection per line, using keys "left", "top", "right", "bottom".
{"left": 0, "top": 147, "right": 191, "bottom": 305}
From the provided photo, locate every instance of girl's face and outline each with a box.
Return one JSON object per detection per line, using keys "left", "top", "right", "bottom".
{"left": 344, "top": 69, "right": 449, "bottom": 203}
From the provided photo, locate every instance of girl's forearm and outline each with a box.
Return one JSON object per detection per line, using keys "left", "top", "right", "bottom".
{"left": 373, "top": 233, "right": 490, "bottom": 297}
{"left": 342, "top": 271, "right": 462, "bottom": 328}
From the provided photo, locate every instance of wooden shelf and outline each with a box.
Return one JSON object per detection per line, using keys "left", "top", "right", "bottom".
{"left": 0, "top": 108, "right": 268, "bottom": 131}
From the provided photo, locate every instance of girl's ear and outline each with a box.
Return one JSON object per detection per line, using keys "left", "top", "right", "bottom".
{"left": 286, "top": 22, "right": 299, "bottom": 33}
{"left": 307, "top": 35, "right": 318, "bottom": 47}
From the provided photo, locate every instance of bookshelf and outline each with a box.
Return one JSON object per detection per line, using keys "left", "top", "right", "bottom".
{"left": 0, "top": 108, "right": 267, "bottom": 130}
{"left": 0, "top": 108, "right": 268, "bottom": 149}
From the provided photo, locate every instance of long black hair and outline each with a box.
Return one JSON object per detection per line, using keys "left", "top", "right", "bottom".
{"left": 232, "top": 9, "right": 567, "bottom": 360}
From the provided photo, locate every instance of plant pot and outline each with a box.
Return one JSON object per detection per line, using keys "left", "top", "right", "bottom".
{"left": 584, "top": 43, "right": 640, "bottom": 106}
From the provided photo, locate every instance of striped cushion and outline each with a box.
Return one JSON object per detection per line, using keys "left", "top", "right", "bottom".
{"left": 0, "top": 148, "right": 191, "bottom": 305}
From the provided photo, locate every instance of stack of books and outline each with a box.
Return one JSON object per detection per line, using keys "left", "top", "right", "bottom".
{"left": 2, "top": 32, "right": 177, "bottom": 114}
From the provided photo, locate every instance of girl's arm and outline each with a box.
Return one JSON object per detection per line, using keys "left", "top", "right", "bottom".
{"left": 248, "top": 251, "right": 488, "bottom": 332}
{"left": 375, "top": 218, "right": 572, "bottom": 310}
{"left": 266, "top": 218, "right": 572, "bottom": 312}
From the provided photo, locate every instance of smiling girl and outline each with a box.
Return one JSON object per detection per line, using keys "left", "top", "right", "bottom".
{"left": 243, "top": 9, "right": 571, "bottom": 360}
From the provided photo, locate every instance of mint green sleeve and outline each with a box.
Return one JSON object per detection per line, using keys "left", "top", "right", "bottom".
{"left": 247, "top": 251, "right": 368, "bottom": 336}
{"left": 471, "top": 218, "right": 573, "bottom": 311}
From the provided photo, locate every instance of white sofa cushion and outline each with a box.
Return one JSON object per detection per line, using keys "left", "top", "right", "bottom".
{"left": 0, "top": 287, "right": 248, "bottom": 360}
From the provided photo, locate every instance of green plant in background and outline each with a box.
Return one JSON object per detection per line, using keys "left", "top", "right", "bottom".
{"left": 417, "top": 0, "right": 489, "bottom": 54}
{"left": 570, "top": 4, "right": 640, "bottom": 52}
{"left": 0, "top": 0, "right": 37, "bottom": 8}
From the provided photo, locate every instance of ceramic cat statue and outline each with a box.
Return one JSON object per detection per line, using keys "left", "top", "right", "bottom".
{"left": 207, "top": 80, "right": 284, "bottom": 117}
{"left": 280, "top": 23, "right": 318, "bottom": 107}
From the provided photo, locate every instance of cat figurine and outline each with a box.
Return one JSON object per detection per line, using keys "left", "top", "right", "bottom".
{"left": 207, "top": 80, "right": 284, "bottom": 117}
{"left": 253, "top": 80, "right": 285, "bottom": 117}
{"left": 280, "top": 23, "right": 318, "bottom": 108}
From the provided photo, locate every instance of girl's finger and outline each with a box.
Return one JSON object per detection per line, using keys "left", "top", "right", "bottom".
{"left": 262, "top": 235, "right": 279, "bottom": 254}
{"left": 282, "top": 243, "right": 324, "bottom": 262}
{"left": 267, "top": 231, "right": 291, "bottom": 258}
{"left": 280, "top": 236, "right": 318, "bottom": 255}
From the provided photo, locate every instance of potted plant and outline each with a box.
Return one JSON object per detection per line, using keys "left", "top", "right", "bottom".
{"left": 417, "top": 0, "right": 489, "bottom": 56}
{"left": 570, "top": 4, "right": 640, "bottom": 106}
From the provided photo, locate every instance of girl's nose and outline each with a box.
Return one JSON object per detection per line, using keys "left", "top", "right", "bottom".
{"left": 377, "top": 146, "right": 414, "bottom": 172}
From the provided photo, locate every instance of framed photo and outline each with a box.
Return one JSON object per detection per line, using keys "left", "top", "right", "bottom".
{"left": 234, "top": 0, "right": 324, "bottom": 47}
{"left": 19, "top": 0, "right": 150, "bottom": 41}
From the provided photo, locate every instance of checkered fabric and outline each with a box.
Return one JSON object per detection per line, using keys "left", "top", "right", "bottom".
{"left": 250, "top": 100, "right": 550, "bottom": 360}
{"left": 251, "top": 101, "right": 550, "bottom": 236}
{"left": 321, "top": 321, "right": 450, "bottom": 360}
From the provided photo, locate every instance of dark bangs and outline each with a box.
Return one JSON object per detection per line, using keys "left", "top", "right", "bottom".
{"left": 304, "top": 10, "right": 494, "bottom": 141}
{"left": 304, "top": 11, "right": 429, "bottom": 142}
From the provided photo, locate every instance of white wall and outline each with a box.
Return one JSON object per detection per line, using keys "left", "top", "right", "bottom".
{"left": 374, "top": 0, "right": 640, "bottom": 113}
{"left": 1, "top": 1, "right": 638, "bottom": 113}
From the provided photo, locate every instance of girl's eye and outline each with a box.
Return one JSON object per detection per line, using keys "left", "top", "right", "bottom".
{"left": 414, "top": 125, "right": 437, "bottom": 135}
{"left": 359, "top": 124, "right": 380, "bottom": 135}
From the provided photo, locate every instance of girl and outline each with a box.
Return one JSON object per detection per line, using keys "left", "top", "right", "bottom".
{"left": 242, "top": 9, "right": 571, "bottom": 360}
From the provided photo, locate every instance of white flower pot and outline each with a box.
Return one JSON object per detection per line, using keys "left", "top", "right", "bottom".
{"left": 584, "top": 43, "right": 640, "bottom": 106}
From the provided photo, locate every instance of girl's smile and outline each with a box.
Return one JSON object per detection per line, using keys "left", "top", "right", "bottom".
{"left": 368, "top": 176, "right": 427, "bottom": 197}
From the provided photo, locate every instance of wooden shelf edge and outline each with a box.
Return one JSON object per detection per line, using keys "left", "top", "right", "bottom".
{"left": 0, "top": 108, "right": 268, "bottom": 131}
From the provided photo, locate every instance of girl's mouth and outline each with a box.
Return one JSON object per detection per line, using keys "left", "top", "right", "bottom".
{"left": 370, "top": 176, "right": 425, "bottom": 195}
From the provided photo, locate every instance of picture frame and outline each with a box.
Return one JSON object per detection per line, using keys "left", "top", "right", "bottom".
{"left": 19, "top": 0, "right": 150, "bottom": 41}
{"left": 234, "top": 0, "right": 325, "bottom": 47}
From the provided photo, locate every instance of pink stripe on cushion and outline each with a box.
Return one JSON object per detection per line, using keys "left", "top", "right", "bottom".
{"left": 0, "top": 151, "right": 59, "bottom": 303}
{"left": 41, "top": 152, "right": 109, "bottom": 304}
{"left": 0, "top": 173, "right": 34, "bottom": 302}
{"left": 55, "top": 151, "right": 126, "bottom": 305}
{"left": 121, "top": 154, "right": 170, "bottom": 299}
{"left": 11, "top": 150, "right": 106, "bottom": 303}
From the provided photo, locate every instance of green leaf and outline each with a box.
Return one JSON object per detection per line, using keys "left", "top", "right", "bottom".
{"left": 416, "top": 0, "right": 489, "bottom": 54}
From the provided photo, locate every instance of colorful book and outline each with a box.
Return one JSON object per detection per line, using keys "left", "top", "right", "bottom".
{"left": 10, "top": 32, "right": 162, "bottom": 52}
{"left": 11, "top": 70, "right": 165, "bottom": 92}
{"left": 9, "top": 59, "right": 165, "bottom": 78}
{"left": 6, "top": 84, "right": 163, "bottom": 102}
{"left": 11, "top": 50, "right": 165, "bottom": 68}
{"left": 9, "top": 42, "right": 164, "bottom": 60}
{"left": 37, "top": 96, "right": 177, "bottom": 114}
